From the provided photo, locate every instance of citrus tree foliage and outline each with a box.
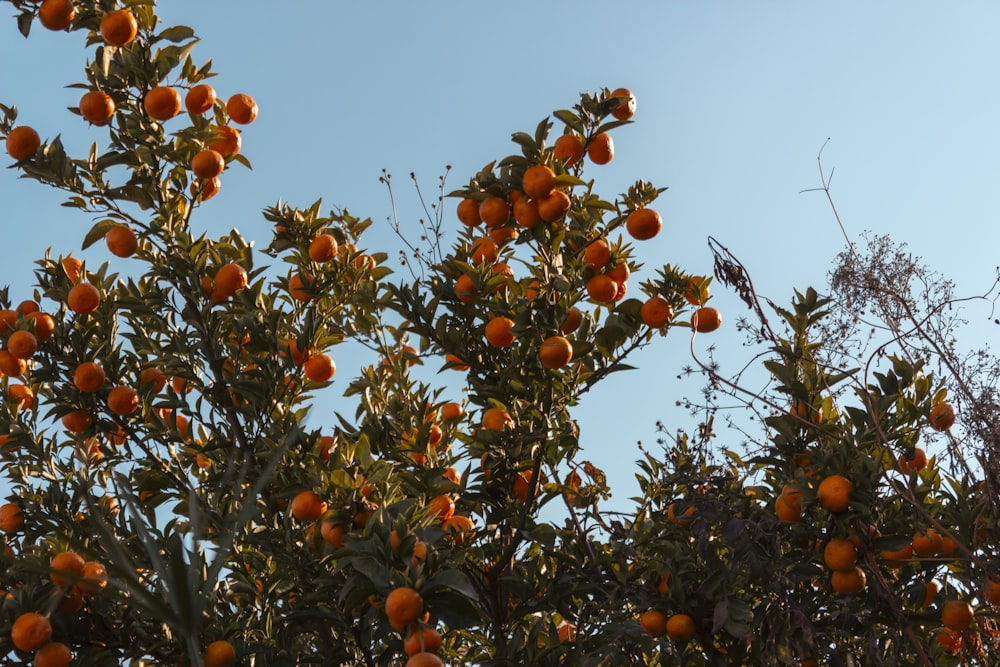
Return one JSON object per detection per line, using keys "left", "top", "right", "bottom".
{"left": 1, "top": 2, "right": 999, "bottom": 667}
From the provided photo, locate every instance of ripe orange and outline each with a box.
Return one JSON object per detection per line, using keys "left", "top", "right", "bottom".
{"left": 26, "top": 312, "right": 54, "bottom": 342}
{"left": 60, "top": 256, "right": 82, "bottom": 282}
{"left": 212, "top": 263, "right": 248, "bottom": 302}
{"left": 587, "top": 132, "right": 614, "bottom": 165}
{"left": 513, "top": 196, "right": 542, "bottom": 228}
{"left": 226, "top": 94, "right": 258, "bottom": 124}
{"left": 209, "top": 125, "right": 242, "bottom": 157}
{"left": 10, "top": 612, "right": 52, "bottom": 652}
{"left": 454, "top": 274, "right": 475, "bottom": 304}
{"left": 100, "top": 8, "right": 137, "bottom": 45}
{"left": 404, "top": 627, "right": 442, "bottom": 657}
{"left": 691, "top": 306, "right": 722, "bottom": 333}
{"left": 443, "top": 514, "right": 474, "bottom": 544}
{"left": 482, "top": 406, "right": 512, "bottom": 431}
{"left": 427, "top": 494, "right": 455, "bottom": 521}
{"left": 561, "top": 306, "right": 583, "bottom": 335}
{"left": 61, "top": 409, "right": 93, "bottom": 433}
{"left": 583, "top": 239, "right": 611, "bottom": 270}
{"left": 76, "top": 560, "right": 107, "bottom": 595}
{"left": 385, "top": 586, "right": 423, "bottom": 631}
{"left": 522, "top": 165, "right": 557, "bottom": 200}
{"left": 929, "top": 403, "right": 956, "bottom": 431}
{"left": 445, "top": 353, "right": 468, "bottom": 371}
{"left": 51, "top": 550, "right": 86, "bottom": 586}
{"left": 823, "top": 538, "right": 858, "bottom": 572}
{"left": 817, "top": 474, "right": 853, "bottom": 513}
{"left": 7, "top": 330, "right": 37, "bottom": 359}
{"left": 304, "top": 353, "right": 336, "bottom": 382}
{"left": 586, "top": 274, "right": 618, "bottom": 303}
{"left": 105, "top": 224, "right": 138, "bottom": 257}
{"left": 912, "top": 528, "right": 943, "bottom": 557}
{"left": 440, "top": 402, "right": 463, "bottom": 420}
{"left": 321, "top": 520, "right": 345, "bottom": 547}
{"left": 0, "top": 503, "right": 24, "bottom": 532}
{"left": 665, "top": 613, "right": 696, "bottom": 642}
{"left": 140, "top": 367, "right": 167, "bottom": 393}
{"left": 79, "top": 90, "right": 116, "bottom": 125}
{"left": 290, "top": 490, "right": 327, "bottom": 522}
{"left": 984, "top": 577, "right": 1000, "bottom": 606}
{"left": 405, "top": 653, "right": 444, "bottom": 667}
{"left": 553, "top": 133, "right": 584, "bottom": 165}
{"left": 537, "top": 190, "right": 571, "bottom": 222}
{"left": 0, "top": 350, "right": 26, "bottom": 377}
{"left": 941, "top": 599, "right": 974, "bottom": 632}
{"left": 479, "top": 196, "right": 511, "bottom": 228}
{"left": 626, "top": 208, "right": 662, "bottom": 240}
{"left": 8, "top": 383, "right": 34, "bottom": 410}
{"left": 936, "top": 628, "right": 962, "bottom": 654}
{"left": 512, "top": 470, "right": 535, "bottom": 502}
{"left": 309, "top": 234, "right": 339, "bottom": 262}
{"left": 641, "top": 296, "right": 674, "bottom": 328}
{"left": 538, "top": 335, "right": 573, "bottom": 370}
{"left": 668, "top": 502, "right": 697, "bottom": 525}
{"left": 456, "top": 197, "right": 482, "bottom": 226}
{"left": 923, "top": 580, "right": 940, "bottom": 607}
{"left": 204, "top": 640, "right": 236, "bottom": 667}
{"left": 898, "top": 447, "right": 928, "bottom": 474}
{"left": 470, "top": 237, "right": 498, "bottom": 264}
{"left": 775, "top": 486, "right": 804, "bottom": 522}
{"left": 610, "top": 87, "right": 637, "bottom": 120}
{"left": 16, "top": 300, "right": 38, "bottom": 316}
{"left": 484, "top": 316, "right": 515, "bottom": 347}
{"left": 32, "top": 641, "right": 71, "bottom": 667}
{"left": 107, "top": 386, "right": 138, "bottom": 415}
{"left": 6, "top": 126, "right": 40, "bottom": 161}
{"left": 185, "top": 84, "right": 216, "bottom": 115}
{"left": 67, "top": 283, "right": 101, "bottom": 314}
{"left": 880, "top": 544, "right": 914, "bottom": 568}
{"left": 288, "top": 272, "right": 314, "bottom": 302}
{"left": 144, "top": 86, "right": 182, "bottom": 121}
{"left": 639, "top": 609, "right": 666, "bottom": 637}
{"left": 38, "top": 0, "right": 76, "bottom": 30}
{"left": 191, "top": 149, "right": 225, "bottom": 179}
{"left": 831, "top": 566, "right": 867, "bottom": 594}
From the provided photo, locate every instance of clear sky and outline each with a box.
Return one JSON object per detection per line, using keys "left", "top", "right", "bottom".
{"left": 2, "top": 1, "right": 999, "bottom": 506}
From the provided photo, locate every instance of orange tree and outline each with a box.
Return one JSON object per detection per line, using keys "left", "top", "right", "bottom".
{"left": 1, "top": 2, "right": 999, "bottom": 666}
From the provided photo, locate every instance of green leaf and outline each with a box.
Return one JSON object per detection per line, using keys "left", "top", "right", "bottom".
{"left": 157, "top": 26, "right": 197, "bottom": 43}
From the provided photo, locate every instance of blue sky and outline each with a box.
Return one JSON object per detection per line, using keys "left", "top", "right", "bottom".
{"left": 2, "top": 1, "right": 999, "bottom": 506}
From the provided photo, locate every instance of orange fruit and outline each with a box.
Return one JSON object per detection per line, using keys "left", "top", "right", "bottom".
{"left": 7, "top": 330, "right": 37, "bottom": 359}
{"left": 60, "top": 256, "right": 82, "bottom": 282}
{"left": 0, "top": 503, "right": 24, "bottom": 532}
{"left": 204, "top": 640, "right": 236, "bottom": 667}
{"left": 51, "top": 550, "right": 86, "bottom": 586}
{"left": 479, "top": 196, "right": 511, "bottom": 228}
{"left": 641, "top": 296, "right": 674, "bottom": 328}
{"left": 192, "top": 176, "right": 221, "bottom": 201}
{"left": 610, "top": 87, "right": 637, "bottom": 120}
{"left": 105, "top": 224, "right": 138, "bottom": 257}
{"left": 76, "top": 560, "right": 107, "bottom": 595}
{"left": 817, "top": 474, "right": 853, "bottom": 513}
{"left": 831, "top": 566, "right": 867, "bottom": 594}
{"left": 512, "top": 470, "right": 535, "bottom": 502}
{"left": 288, "top": 272, "right": 314, "bottom": 302}
{"left": 936, "top": 628, "right": 962, "bottom": 654}
{"left": 522, "top": 165, "right": 557, "bottom": 200}
{"left": 665, "top": 613, "right": 696, "bottom": 642}
{"left": 26, "top": 312, "right": 54, "bottom": 342}
{"left": 553, "top": 133, "right": 584, "bottom": 165}
{"left": 586, "top": 274, "right": 618, "bottom": 303}
{"left": 639, "top": 609, "right": 666, "bottom": 637}
{"left": 911, "top": 528, "right": 943, "bottom": 557}
{"left": 427, "top": 494, "right": 455, "bottom": 521}
{"left": 482, "top": 406, "right": 512, "bottom": 431}
{"left": 185, "top": 84, "right": 216, "bottom": 115}
{"left": 404, "top": 627, "right": 442, "bottom": 657}
{"left": 61, "top": 409, "right": 93, "bottom": 433}
{"left": 898, "top": 447, "right": 928, "bottom": 474}
{"left": 454, "top": 274, "right": 475, "bottom": 304}
{"left": 537, "top": 190, "right": 571, "bottom": 222}
{"left": 144, "top": 86, "right": 182, "bottom": 121}
{"left": 929, "top": 403, "right": 956, "bottom": 431}
{"left": 470, "top": 237, "right": 498, "bottom": 264}
{"left": 626, "top": 208, "right": 662, "bottom": 240}
{"left": 309, "top": 234, "right": 339, "bottom": 262}
{"left": 923, "top": 580, "right": 941, "bottom": 607}
{"left": 456, "top": 197, "right": 482, "bottom": 226}
{"left": 684, "top": 276, "right": 710, "bottom": 305}
{"left": 100, "top": 8, "right": 137, "bottom": 45}
{"left": 984, "top": 577, "right": 1000, "bottom": 606}
{"left": 6, "top": 126, "right": 41, "bottom": 161}
{"left": 10, "top": 612, "right": 52, "bottom": 652}
{"left": 484, "top": 316, "right": 515, "bottom": 347}
{"left": 209, "top": 125, "right": 242, "bottom": 157}
{"left": 9, "top": 383, "right": 34, "bottom": 410}
{"left": 668, "top": 502, "right": 696, "bottom": 525}
{"left": 444, "top": 353, "right": 468, "bottom": 371}
{"left": 691, "top": 306, "right": 722, "bottom": 333}
{"left": 79, "top": 90, "right": 116, "bottom": 125}
{"left": 583, "top": 239, "right": 611, "bottom": 270}
{"left": 538, "top": 335, "right": 573, "bottom": 369}
{"left": 385, "top": 586, "right": 423, "bottom": 631}
{"left": 0, "top": 350, "right": 26, "bottom": 377}
{"left": 106, "top": 385, "right": 138, "bottom": 415}
{"left": 561, "top": 306, "right": 583, "bottom": 335}
{"left": 290, "top": 490, "right": 327, "bottom": 522}
{"left": 191, "top": 149, "right": 225, "bottom": 179}
{"left": 587, "top": 132, "right": 614, "bottom": 165}
{"left": 16, "top": 300, "right": 39, "bottom": 316}
{"left": 440, "top": 402, "right": 463, "bottom": 420}
{"left": 321, "top": 520, "right": 346, "bottom": 547}
{"left": 304, "top": 353, "right": 336, "bottom": 382}
{"left": 513, "top": 196, "right": 542, "bottom": 228}
{"left": 33, "top": 641, "right": 72, "bottom": 667}
{"left": 212, "top": 263, "right": 249, "bottom": 302}
{"left": 823, "top": 538, "right": 858, "bottom": 572}
{"left": 139, "top": 367, "right": 167, "bottom": 393}
{"left": 880, "top": 544, "right": 913, "bottom": 568}
{"left": 607, "top": 262, "right": 630, "bottom": 285}
{"left": 941, "top": 600, "right": 974, "bottom": 632}
{"left": 38, "top": 0, "right": 76, "bottom": 30}
{"left": 775, "top": 490, "right": 803, "bottom": 523}
{"left": 67, "top": 283, "right": 101, "bottom": 314}
{"left": 226, "top": 94, "right": 258, "bottom": 124}
{"left": 405, "top": 653, "right": 444, "bottom": 667}
{"left": 443, "top": 514, "right": 474, "bottom": 544}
